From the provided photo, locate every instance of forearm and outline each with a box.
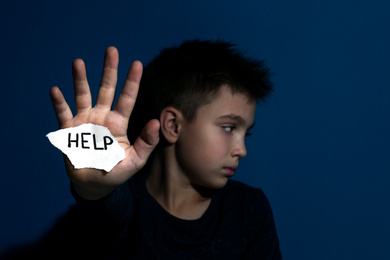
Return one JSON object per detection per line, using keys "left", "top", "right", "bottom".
{"left": 71, "top": 181, "right": 133, "bottom": 229}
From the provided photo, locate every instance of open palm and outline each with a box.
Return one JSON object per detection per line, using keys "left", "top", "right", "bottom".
{"left": 50, "top": 47, "right": 160, "bottom": 200}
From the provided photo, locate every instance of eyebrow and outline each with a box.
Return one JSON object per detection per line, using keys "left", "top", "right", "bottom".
{"left": 217, "top": 114, "right": 255, "bottom": 129}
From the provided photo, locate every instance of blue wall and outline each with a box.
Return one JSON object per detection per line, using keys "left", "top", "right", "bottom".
{"left": 1, "top": 0, "right": 389, "bottom": 258}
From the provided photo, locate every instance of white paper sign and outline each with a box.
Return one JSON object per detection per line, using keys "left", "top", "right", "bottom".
{"left": 46, "top": 123, "right": 126, "bottom": 172}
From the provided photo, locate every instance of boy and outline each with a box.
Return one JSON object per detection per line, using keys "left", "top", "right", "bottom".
{"left": 49, "top": 40, "right": 281, "bottom": 259}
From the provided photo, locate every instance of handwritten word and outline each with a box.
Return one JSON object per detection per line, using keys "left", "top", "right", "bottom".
{"left": 68, "top": 133, "right": 113, "bottom": 150}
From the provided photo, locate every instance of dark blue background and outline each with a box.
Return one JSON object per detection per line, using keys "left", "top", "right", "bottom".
{"left": 1, "top": 0, "right": 389, "bottom": 258}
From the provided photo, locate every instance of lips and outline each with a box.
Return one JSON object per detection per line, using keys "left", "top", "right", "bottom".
{"left": 223, "top": 166, "right": 237, "bottom": 176}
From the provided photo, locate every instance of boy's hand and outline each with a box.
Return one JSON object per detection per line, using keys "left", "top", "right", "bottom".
{"left": 50, "top": 47, "right": 160, "bottom": 200}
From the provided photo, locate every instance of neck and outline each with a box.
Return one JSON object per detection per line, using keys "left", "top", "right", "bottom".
{"left": 146, "top": 147, "right": 213, "bottom": 220}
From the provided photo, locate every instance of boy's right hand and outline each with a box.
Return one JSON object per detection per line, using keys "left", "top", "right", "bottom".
{"left": 49, "top": 47, "right": 160, "bottom": 200}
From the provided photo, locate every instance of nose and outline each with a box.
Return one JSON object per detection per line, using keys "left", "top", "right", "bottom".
{"left": 231, "top": 137, "right": 247, "bottom": 158}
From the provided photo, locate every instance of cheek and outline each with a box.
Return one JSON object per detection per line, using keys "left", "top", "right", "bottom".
{"left": 181, "top": 133, "right": 219, "bottom": 165}
{"left": 196, "top": 132, "right": 229, "bottom": 163}
{"left": 207, "top": 137, "right": 228, "bottom": 157}
{"left": 178, "top": 123, "right": 230, "bottom": 168}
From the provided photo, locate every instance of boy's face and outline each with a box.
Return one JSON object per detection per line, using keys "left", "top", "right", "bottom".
{"left": 176, "top": 86, "right": 256, "bottom": 189}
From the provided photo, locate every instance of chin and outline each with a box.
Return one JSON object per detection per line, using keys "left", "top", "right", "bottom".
{"left": 200, "top": 179, "right": 229, "bottom": 190}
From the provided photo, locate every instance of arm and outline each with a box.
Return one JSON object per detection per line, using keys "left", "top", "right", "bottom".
{"left": 37, "top": 47, "right": 155, "bottom": 258}
{"left": 50, "top": 47, "right": 160, "bottom": 200}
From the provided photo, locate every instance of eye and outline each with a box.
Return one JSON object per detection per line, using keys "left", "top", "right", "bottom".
{"left": 222, "top": 126, "right": 234, "bottom": 133}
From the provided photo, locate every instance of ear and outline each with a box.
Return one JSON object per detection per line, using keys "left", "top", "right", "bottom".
{"left": 160, "top": 107, "right": 183, "bottom": 144}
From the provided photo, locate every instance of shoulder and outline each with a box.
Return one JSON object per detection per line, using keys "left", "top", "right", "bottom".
{"left": 217, "top": 179, "right": 274, "bottom": 222}
{"left": 221, "top": 180, "right": 281, "bottom": 258}
{"left": 222, "top": 179, "right": 269, "bottom": 205}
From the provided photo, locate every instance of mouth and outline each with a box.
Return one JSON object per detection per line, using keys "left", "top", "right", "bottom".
{"left": 223, "top": 166, "right": 237, "bottom": 177}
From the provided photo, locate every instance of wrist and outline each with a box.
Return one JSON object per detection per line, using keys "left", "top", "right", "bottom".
{"left": 72, "top": 182, "right": 116, "bottom": 201}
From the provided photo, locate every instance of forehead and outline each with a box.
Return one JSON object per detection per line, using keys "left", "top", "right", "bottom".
{"left": 194, "top": 87, "right": 256, "bottom": 124}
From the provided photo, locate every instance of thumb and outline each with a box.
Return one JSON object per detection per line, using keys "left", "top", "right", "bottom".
{"left": 131, "top": 119, "right": 160, "bottom": 168}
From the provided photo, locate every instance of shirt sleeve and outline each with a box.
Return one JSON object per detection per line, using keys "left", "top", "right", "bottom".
{"left": 73, "top": 181, "right": 134, "bottom": 247}
{"left": 32, "top": 181, "right": 134, "bottom": 259}
{"left": 71, "top": 181, "right": 133, "bottom": 228}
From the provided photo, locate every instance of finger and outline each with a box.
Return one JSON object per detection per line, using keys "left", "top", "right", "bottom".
{"left": 50, "top": 86, "right": 73, "bottom": 128}
{"left": 96, "top": 47, "right": 119, "bottom": 110}
{"left": 114, "top": 60, "right": 143, "bottom": 120}
{"left": 131, "top": 119, "right": 160, "bottom": 169}
{"left": 72, "top": 59, "right": 92, "bottom": 114}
